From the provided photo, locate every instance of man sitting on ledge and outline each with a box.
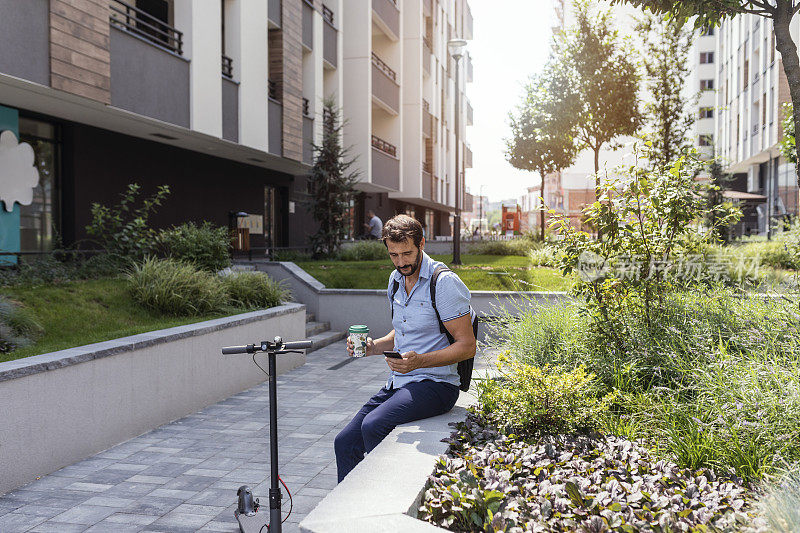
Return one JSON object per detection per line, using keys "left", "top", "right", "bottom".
{"left": 334, "top": 214, "right": 477, "bottom": 482}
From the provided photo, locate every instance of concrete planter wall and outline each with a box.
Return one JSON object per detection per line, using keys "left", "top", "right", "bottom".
{"left": 0, "top": 303, "right": 306, "bottom": 495}
{"left": 248, "top": 262, "right": 568, "bottom": 340}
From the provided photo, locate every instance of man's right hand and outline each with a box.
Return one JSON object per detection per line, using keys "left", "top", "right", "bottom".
{"left": 346, "top": 336, "right": 375, "bottom": 357}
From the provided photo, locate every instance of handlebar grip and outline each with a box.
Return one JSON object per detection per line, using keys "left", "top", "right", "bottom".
{"left": 222, "top": 344, "right": 255, "bottom": 355}
{"left": 282, "top": 340, "right": 313, "bottom": 350}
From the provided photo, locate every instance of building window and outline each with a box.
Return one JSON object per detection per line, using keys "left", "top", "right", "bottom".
{"left": 699, "top": 107, "right": 714, "bottom": 119}
{"left": 700, "top": 79, "right": 714, "bottom": 91}
{"left": 699, "top": 134, "right": 713, "bottom": 147}
{"left": 700, "top": 52, "right": 714, "bottom": 64}
{"left": 18, "top": 117, "right": 60, "bottom": 253}
{"left": 700, "top": 26, "right": 714, "bottom": 36}
{"left": 743, "top": 59, "right": 749, "bottom": 89}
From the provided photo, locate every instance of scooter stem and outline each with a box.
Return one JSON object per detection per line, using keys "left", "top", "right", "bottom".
{"left": 268, "top": 350, "right": 282, "bottom": 533}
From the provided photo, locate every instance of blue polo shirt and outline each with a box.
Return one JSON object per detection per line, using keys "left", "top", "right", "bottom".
{"left": 387, "top": 251, "right": 471, "bottom": 388}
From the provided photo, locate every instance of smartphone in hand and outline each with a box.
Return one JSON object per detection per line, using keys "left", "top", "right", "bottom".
{"left": 383, "top": 351, "right": 403, "bottom": 359}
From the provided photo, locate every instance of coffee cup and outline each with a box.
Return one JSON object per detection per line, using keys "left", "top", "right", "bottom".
{"left": 348, "top": 325, "right": 369, "bottom": 357}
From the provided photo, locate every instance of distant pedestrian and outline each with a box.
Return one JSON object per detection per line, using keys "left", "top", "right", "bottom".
{"left": 364, "top": 210, "right": 383, "bottom": 240}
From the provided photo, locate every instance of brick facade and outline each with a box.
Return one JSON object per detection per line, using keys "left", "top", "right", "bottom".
{"left": 49, "top": 0, "right": 111, "bottom": 104}
{"left": 280, "top": 0, "right": 303, "bottom": 162}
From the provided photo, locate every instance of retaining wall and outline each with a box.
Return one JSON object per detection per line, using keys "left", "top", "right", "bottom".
{"left": 0, "top": 303, "right": 306, "bottom": 495}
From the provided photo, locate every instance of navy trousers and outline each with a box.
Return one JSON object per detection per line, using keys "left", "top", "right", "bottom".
{"left": 334, "top": 379, "right": 459, "bottom": 482}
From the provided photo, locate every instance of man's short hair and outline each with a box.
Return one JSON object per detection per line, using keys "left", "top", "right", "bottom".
{"left": 382, "top": 214, "right": 423, "bottom": 248}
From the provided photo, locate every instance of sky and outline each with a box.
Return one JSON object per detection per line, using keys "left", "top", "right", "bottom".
{"left": 464, "top": 0, "right": 554, "bottom": 203}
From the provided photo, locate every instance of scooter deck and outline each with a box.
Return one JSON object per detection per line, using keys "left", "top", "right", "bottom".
{"left": 236, "top": 510, "right": 269, "bottom": 533}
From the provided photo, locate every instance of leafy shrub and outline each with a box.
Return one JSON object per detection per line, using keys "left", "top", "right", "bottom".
{"left": 76, "top": 253, "right": 128, "bottom": 279}
{"left": 0, "top": 297, "right": 43, "bottom": 352}
{"left": 470, "top": 238, "right": 542, "bottom": 256}
{"left": 127, "top": 257, "right": 227, "bottom": 316}
{"left": 221, "top": 271, "right": 290, "bottom": 309}
{"left": 0, "top": 256, "right": 75, "bottom": 286}
{"left": 336, "top": 240, "right": 386, "bottom": 261}
{"left": 158, "top": 221, "right": 231, "bottom": 272}
{"left": 477, "top": 359, "right": 616, "bottom": 437}
{"left": 86, "top": 183, "right": 170, "bottom": 261}
{"left": 489, "top": 291, "right": 800, "bottom": 481}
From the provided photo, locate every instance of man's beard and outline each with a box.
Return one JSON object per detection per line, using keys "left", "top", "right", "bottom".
{"left": 396, "top": 250, "right": 422, "bottom": 277}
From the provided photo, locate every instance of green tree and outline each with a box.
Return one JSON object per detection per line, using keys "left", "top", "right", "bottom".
{"left": 637, "top": 14, "right": 696, "bottom": 169}
{"left": 308, "top": 98, "right": 359, "bottom": 258}
{"left": 560, "top": 0, "right": 642, "bottom": 197}
{"left": 611, "top": 0, "right": 800, "bottom": 185}
{"left": 780, "top": 102, "right": 796, "bottom": 165}
{"left": 705, "top": 159, "right": 736, "bottom": 242}
{"left": 506, "top": 59, "right": 580, "bottom": 242}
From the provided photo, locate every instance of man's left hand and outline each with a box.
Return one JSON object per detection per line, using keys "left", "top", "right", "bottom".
{"left": 386, "top": 351, "right": 421, "bottom": 374}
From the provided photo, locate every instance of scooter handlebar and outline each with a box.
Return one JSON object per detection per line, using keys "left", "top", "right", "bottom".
{"left": 222, "top": 344, "right": 255, "bottom": 355}
{"left": 282, "top": 340, "right": 313, "bottom": 350}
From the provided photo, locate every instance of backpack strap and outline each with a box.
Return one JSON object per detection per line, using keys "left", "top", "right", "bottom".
{"left": 430, "top": 265, "right": 455, "bottom": 343}
{"left": 389, "top": 278, "right": 400, "bottom": 319}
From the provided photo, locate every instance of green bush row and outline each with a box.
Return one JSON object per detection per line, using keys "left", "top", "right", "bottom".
{"left": 0, "top": 296, "right": 43, "bottom": 353}
{"left": 127, "top": 258, "right": 289, "bottom": 316}
{"left": 487, "top": 291, "right": 800, "bottom": 482}
{"left": 470, "top": 237, "right": 545, "bottom": 256}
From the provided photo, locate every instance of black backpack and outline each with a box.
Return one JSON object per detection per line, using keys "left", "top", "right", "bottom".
{"left": 390, "top": 265, "right": 478, "bottom": 392}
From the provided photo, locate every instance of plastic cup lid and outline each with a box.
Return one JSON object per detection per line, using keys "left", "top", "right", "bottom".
{"left": 348, "top": 325, "right": 369, "bottom": 333}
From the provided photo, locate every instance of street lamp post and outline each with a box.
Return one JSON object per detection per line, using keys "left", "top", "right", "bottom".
{"left": 448, "top": 39, "right": 467, "bottom": 265}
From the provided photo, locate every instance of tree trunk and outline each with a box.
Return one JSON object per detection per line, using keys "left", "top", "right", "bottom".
{"left": 540, "top": 172, "right": 546, "bottom": 242}
{"left": 774, "top": 4, "right": 800, "bottom": 187}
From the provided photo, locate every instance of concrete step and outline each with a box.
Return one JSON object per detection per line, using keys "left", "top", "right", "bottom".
{"left": 306, "top": 312, "right": 316, "bottom": 323}
{"left": 306, "top": 330, "right": 347, "bottom": 354}
{"left": 305, "top": 320, "right": 331, "bottom": 338}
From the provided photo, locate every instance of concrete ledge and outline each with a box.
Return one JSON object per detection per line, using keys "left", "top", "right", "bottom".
{"left": 299, "top": 394, "right": 476, "bottom": 533}
{"left": 0, "top": 303, "right": 307, "bottom": 495}
{"left": 244, "top": 261, "right": 570, "bottom": 336}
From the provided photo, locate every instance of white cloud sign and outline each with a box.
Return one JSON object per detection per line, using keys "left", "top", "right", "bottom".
{"left": 0, "top": 130, "right": 39, "bottom": 212}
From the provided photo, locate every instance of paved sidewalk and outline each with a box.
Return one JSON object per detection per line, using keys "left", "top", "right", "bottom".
{"left": 0, "top": 341, "right": 393, "bottom": 533}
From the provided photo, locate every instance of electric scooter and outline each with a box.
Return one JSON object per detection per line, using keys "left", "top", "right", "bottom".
{"left": 221, "top": 336, "right": 313, "bottom": 533}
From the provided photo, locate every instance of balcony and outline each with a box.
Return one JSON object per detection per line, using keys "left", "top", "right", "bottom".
{"left": 303, "top": 112, "right": 314, "bottom": 165}
{"left": 465, "top": 5, "right": 474, "bottom": 40}
{"left": 371, "top": 135, "right": 400, "bottom": 190}
{"left": 423, "top": 100, "right": 432, "bottom": 138}
{"left": 110, "top": 0, "right": 183, "bottom": 55}
{"left": 109, "top": 0, "right": 189, "bottom": 127}
{"left": 268, "top": 0, "right": 281, "bottom": 28}
{"left": 423, "top": 0, "right": 432, "bottom": 16}
{"left": 372, "top": 52, "right": 399, "bottom": 114}
{"left": 423, "top": 164, "right": 433, "bottom": 200}
{"left": 465, "top": 146, "right": 473, "bottom": 168}
{"left": 323, "top": 5, "right": 337, "bottom": 67}
{"left": 466, "top": 101, "right": 473, "bottom": 126}
{"left": 302, "top": 0, "right": 313, "bottom": 51}
{"left": 269, "top": 86, "right": 282, "bottom": 155}
{"left": 466, "top": 54, "right": 473, "bottom": 83}
{"left": 372, "top": 0, "right": 399, "bottom": 40}
{"left": 423, "top": 37, "right": 432, "bottom": 76}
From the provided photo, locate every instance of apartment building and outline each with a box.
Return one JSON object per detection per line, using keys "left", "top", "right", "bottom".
{"left": 688, "top": 27, "right": 717, "bottom": 160}
{"left": 0, "top": 0, "right": 350, "bottom": 260}
{"left": 0, "top": 0, "right": 470, "bottom": 260}
{"left": 343, "top": 0, "right": 473, "bottom": 238}
{"left": 714, "top": 14, "right": 798, "bottom": 235}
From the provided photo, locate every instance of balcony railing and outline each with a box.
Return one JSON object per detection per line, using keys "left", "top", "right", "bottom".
{"left": 371, "top": 52, "right": 396, "bottom": 82}
{"left": 372, "top": 135, "right": 396, "bottom": 157}
{"left": 222, "top": 54, "right": 233, "bottom": 78}
{"left": 422, "top": 161, "right": 432, "bottom": 173}
{"left": 268, "top": 0, "right": 281, "bottom": 27}
{"left": 268, "top": 79, "right": 278, "bottom": 101}
{"left": 109, "top": 0, "right": 183, "bottom": 55}
{"left": 303, "top": 97, "right": 311, "bottom": 117}
{"left": 423, "top": 37, "right": 432, "bottom": 75}
{"left": 302, "top": 0, "right": 314, "bottom": 50}
{"left": 323, "top": 11, "right": 337, "bottom": 67}
{"left": 322, "top": 4, "right": 334, "bottom": 24}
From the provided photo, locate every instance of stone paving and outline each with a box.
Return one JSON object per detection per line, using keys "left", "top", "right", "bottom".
{"left": 0, "top": 340, "right": 392, "bottom": 533}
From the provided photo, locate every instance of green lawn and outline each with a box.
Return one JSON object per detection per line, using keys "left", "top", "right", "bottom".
{"left": 295, "top": 254, "right": 573, "bottom": 291}
{"left": 0, "top": 278, "right": 236, "bottom": 363}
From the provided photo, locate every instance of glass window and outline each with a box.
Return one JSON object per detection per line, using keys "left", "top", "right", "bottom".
{"left": 18, "top": 117, "right": 60, "bottom": 253}
{"left": 699, "top": 107, "right": 714, "bottom": 119}
{"left": 700, "top": 79, "right": 715, "bottom": 91}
